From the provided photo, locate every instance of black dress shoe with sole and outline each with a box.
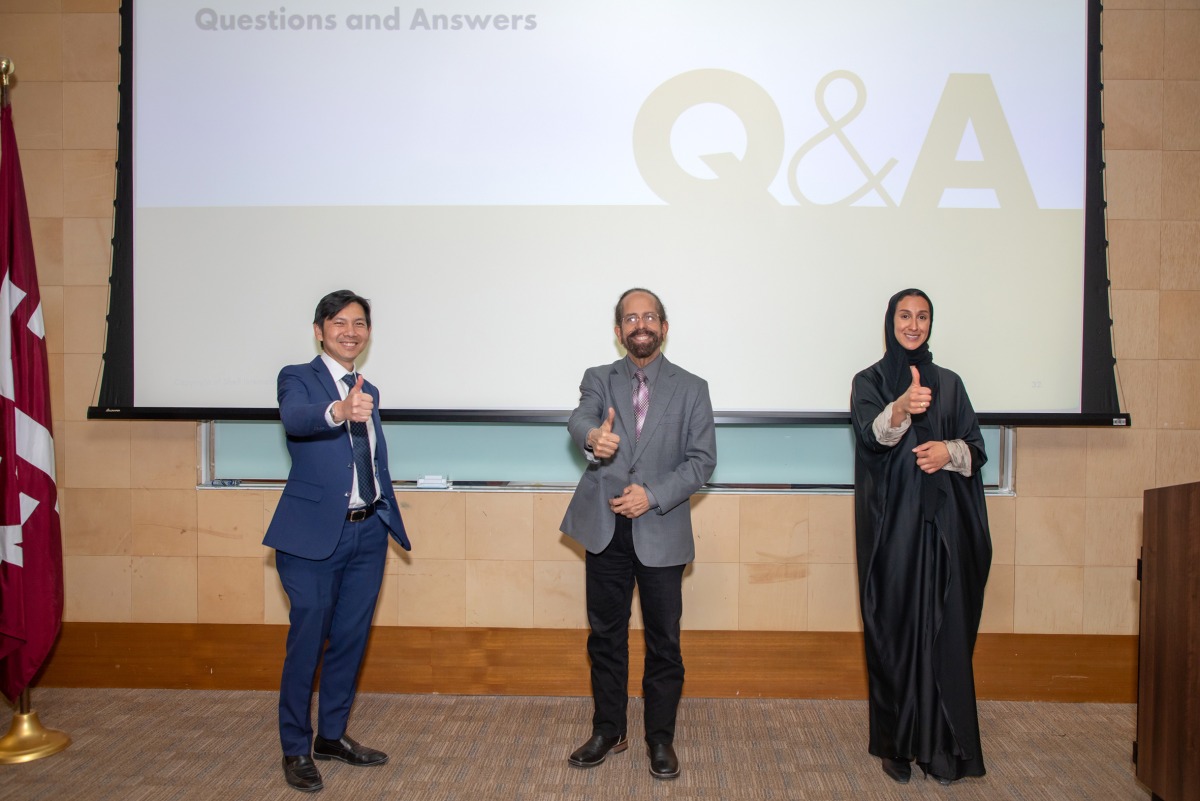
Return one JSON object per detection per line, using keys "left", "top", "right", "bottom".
{"left": 881, "top": 757, "right": 912, "bottom": 784}
{"left": 567, "top": 734, "right": 628, "bottom": 767}
{"left": 312, "top": 734, "right": 388, "bottom": 766}
{"left": 283, "top": 755, "right": 324, "bottom": 792}
{"left": 648, "top": 743, "right": 680, "bottom": 780}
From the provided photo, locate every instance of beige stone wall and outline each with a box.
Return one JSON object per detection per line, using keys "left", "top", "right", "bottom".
{"left": 1, "top": 0, "right": 1196, "bottom": 636}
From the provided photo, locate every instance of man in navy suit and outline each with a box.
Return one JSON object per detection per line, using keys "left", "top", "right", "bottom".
{"left": 264, "top": 289, "right": 410, "bottom": 793}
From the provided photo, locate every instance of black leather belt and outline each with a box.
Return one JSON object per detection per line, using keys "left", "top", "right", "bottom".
{"left": 346, "top": 502, "right": 380, "bottom": 522}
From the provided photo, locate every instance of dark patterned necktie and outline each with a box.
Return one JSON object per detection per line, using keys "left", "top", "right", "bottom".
{"left": 341, "top": 373, "right": 378, "bottom": 504}
{"left": 633, "top": 368, "right": 649, "bottom": 442}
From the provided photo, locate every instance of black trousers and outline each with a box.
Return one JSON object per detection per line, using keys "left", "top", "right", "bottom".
{"left": 585, "top": 514, "right": 686, "bottom": 745}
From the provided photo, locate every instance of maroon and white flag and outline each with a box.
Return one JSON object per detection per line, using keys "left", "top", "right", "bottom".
{"left": 0, "top": 102, "right": 64, "bottom": 702}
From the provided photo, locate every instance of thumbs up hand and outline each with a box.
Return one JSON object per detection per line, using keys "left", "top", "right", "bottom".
{"left": 587, "top": 406, "right": 621, "bottom": 459}
{"left": 338, "top": 374, "right": 375, "bottom": 423}
{"left": 898, "top": 365, "right": 933, "bottom": 417}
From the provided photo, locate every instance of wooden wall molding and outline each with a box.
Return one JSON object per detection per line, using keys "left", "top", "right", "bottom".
{"left": 35, "top": 623, "right": 1137, "bottom": 703}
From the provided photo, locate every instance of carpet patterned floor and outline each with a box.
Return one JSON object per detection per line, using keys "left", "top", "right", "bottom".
{"left": 0, "top": 690, "right": 1150, "bottom": 800}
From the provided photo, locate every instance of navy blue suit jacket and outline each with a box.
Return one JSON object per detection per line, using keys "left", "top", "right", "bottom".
{"left": 263, "top": 356, "right": 409, "bottom": 559}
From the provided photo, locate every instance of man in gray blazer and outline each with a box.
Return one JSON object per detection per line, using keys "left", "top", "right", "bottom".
{"left": 560, "top": 288, "right": 717, "bottom": 780}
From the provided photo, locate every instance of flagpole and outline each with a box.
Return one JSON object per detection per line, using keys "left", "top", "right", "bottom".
{"left": 0, "top": 689, "right": 71, "bottom": 764}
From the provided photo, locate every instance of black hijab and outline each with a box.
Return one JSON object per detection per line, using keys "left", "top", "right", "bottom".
{"left": 882, "top": 287, "right": 945, "bottom": 522}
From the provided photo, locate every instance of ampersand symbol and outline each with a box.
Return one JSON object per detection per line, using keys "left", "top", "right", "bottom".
{"left": 788, "top": 70, "right": 898, "bottom": 207}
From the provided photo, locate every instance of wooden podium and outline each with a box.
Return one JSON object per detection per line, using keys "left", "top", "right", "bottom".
{"left": 1136, "top": 482, "right": 1200, "bottom": 801}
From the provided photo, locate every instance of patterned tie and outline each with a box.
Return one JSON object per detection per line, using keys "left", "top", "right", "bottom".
{"left": 633, "top": 368, "right": 649, "bottom": 442}
{"left": 341, "top": 373, "right": 378, "bottom": 504}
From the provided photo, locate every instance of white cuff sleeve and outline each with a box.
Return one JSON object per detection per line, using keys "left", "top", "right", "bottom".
{"left": 872, "top": 402, "right": 911, "bottom": 447}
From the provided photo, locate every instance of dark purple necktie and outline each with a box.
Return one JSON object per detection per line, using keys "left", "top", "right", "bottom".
{"left": 341, "top": 374, "right": 377, "bottom": 503}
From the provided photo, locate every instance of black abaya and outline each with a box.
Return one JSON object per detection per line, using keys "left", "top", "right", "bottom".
{"left": 851, "top": 359, "right": 992, "bottom": 781}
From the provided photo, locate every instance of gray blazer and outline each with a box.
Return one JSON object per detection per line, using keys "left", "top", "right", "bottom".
{"left": 560, "top": 355, "right": 717, "bottom": 567}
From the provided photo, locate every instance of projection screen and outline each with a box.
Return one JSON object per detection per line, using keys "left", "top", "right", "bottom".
{"left": 99, "top": 0, "right": 1113, "bottom": 420}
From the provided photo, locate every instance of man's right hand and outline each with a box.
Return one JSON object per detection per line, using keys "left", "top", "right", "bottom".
{"left": 587, "top": 407, "right": 621, "bottom": 459}
{"left": 336, "top": 374, "right": 375, "bottom": 423}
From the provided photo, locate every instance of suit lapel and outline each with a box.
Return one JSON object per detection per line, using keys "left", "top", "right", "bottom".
{"left": 633, "top": 356, "right": 677, "bottom": 461}
{"left": 310, "top": 356, "right": 341, "bottom": 403}
{"left": 607, "top": 361, "right": 636, "bottom": 446}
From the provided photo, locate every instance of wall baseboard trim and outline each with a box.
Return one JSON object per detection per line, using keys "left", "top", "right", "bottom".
{"left": 35, "top": 623, "right": 1137, "bottom": 703}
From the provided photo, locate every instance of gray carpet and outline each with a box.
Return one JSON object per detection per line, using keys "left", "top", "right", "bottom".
{"left": 0, "top": 690, "right": 1149, "bottom": 800}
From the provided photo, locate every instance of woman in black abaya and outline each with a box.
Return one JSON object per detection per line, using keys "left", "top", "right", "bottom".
{"left": 851, "top": 288, "right": 992, "bottom": 785}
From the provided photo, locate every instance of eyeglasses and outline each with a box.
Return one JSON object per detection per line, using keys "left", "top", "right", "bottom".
{"left": 621, "top": 312, "right": 662, "bottom": 327}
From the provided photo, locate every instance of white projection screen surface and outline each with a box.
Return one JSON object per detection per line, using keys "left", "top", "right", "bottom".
{"left": 126, "top": 1, "right": 1094, "bottom": 417}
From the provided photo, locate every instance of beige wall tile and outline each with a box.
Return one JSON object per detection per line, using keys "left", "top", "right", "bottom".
{"left": 63, "top": 284, "right": 107, "bottom": 354}
{"left": 62, "top": 149, "right": 115, "bottom": 217}
{"left": 1083, "top": 567, "right": 1140, "bottom": 634}
{"left": 1164, "top": 10, "right": 1200, "bottom": 78}
{"left": 808, "top": 494, "right": 855, "bottom": 563}
{"left": 63, "top": 352, "right": 101, "bottom": 421}
{"left": 807, "top": 562, "right": 862, "bottom": 632}
{"left": 1014, "top": 566, "right": 1084, "bottom": 634}
{"left": 63, "top": 81, "right": 118, "bottom": 149}
{"left": 1156, "top": 429, "right": 1200, "bottom": 486}
{"left": 197, "top": 490, "right": 266, "bottom": 557}
{"left": 1103, "top": 80, "right": 1164, "bottom": 150}
{"left": 396, "top": 490, "right": 465, "bottom": 560}
{"left": 1105, "top": 150, "right": 1163, "bottom": 221}
{"left": 130, "top": 420, "right": 197, "bottom": 488}
{"left": 263, "top": 551, "right": 289, "bottom": 625}
{"left": 63, "top": 554, "right": 130, "bottom": 621}
{"left": 197, "top": 556, "right": 264, "bottom": 623}
{"left": 63, "top": 217, "right": 112, "bottom": 285}
{"left": 1157, "top": 360, "right": 1200, "bottom": 427}
{"left": 63, "top": 419, "right": 130, "bottom": 488}
{"left": 1159, "top": 291, "right": 1200, "bottom": 359}
{"left": 1107, "top": 220, "right": 1161, "bottom": 290}
{"left": 32, "top": 216, "right": 65, "bottom": 286}
{"left": 64, "top": 0, "right": 119, "bottom": 11}
{"left": 1086, "top": 429, "right": 1157, "bottom": 497}
{"left": 532, "top": 492, "right": 584, "bottom": 561}
{"left": 1103, "top": 10, "right": 1165, "bottom": 79}
{"left": 690, "top": 492, "right": 739, "bottom": 563}
{"left": 11, "top": 81, "right": 64, "bottom": 151}
{"left": 0, "top": 14, "right": 63, "bottom": 80}
{"left": 1163, "top": 81, "right": 1200, "bottom": 149}
{"left": 1162, "top": 151, "right": 1200, "bottom": 219}
{"left": 132, "top": 556, "right": 197, "bottom": 623}
{"left": 47, "top": 353, "right": 65, "bottom": 431}
{"left": 465, "top": 560, "right": 532, "bottom": 627}
{"left": 1161, "top": 222, "right": 1200, "bottom": 289}
{"left": 985, "top": 495, "right": 1015, "bottom": 565}
{"left": 1085, "top": 497, "right": 1144, "bottom": 566}
{"left": 0, "top": 1, "right": 64, "bottom": 12}
{"left": 1013, "top": 427, "right": 1087, "bottom": 496}
{"left": 41, "top": 284, "right": 63, "bottom": 356}
{"left": 681, "top": 562, "right": 738, "bottom": 631}
{"left": 739, "top": 494, "right": 809, "bottom": 563}
{"left": 53, "top": 416, "right": 67, "bottom": 487}
{"left": 61, "top": 486, "right": 130, "bottom": 555}
{"left": 131, "top": 488, "right": 197, "bottom": 556}
{"left": 1112, "top": 289, "right": 1160, "bottom": 360}
{"left": 465, "top": 492, "right": 533, "bottom": 561}
{"left": 738, "top": 563, "right": 808, "bottom": 631}
{"left": 20, "top": 149, "right": 64, "bottom": 218}
{"left": 1015, "top": 497, "right": 1086, "bottom": 566}
{"left": 61, "top": 12, "right": 119, "bottom": 82}
{"left": 1115, "top": 359, "right": 1158, "bottom": 429}
{"left": 395, "top": 558, "right": 466, "bottom": 627}
{"left": 979, "top": 563, "right": 1015, "bottom": 634}
{"left": 1104, "top": 0, "right": 1164, "bottom": 9}
{"left": 533, "top": 560, "right": 587, "bottom": 628}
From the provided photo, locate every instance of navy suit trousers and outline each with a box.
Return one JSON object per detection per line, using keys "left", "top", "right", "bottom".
{"left": 275, "top": 511, "right": 388, "bottom": 756}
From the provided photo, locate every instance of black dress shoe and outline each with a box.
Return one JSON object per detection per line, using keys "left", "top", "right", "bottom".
{"left": 567, "top": 734, "right": 628, "bottom": 767}
{"left": 282, "top": 755, "right": 324, "bottom": 792}
{"left": 648, "top": 743, "right": 680, "bottom": 780}
{"left": 881, "top": 757, "right": 912, "bottom": 784}
{"left": 312, "top": 734, "right": 388, "bottom": 766}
